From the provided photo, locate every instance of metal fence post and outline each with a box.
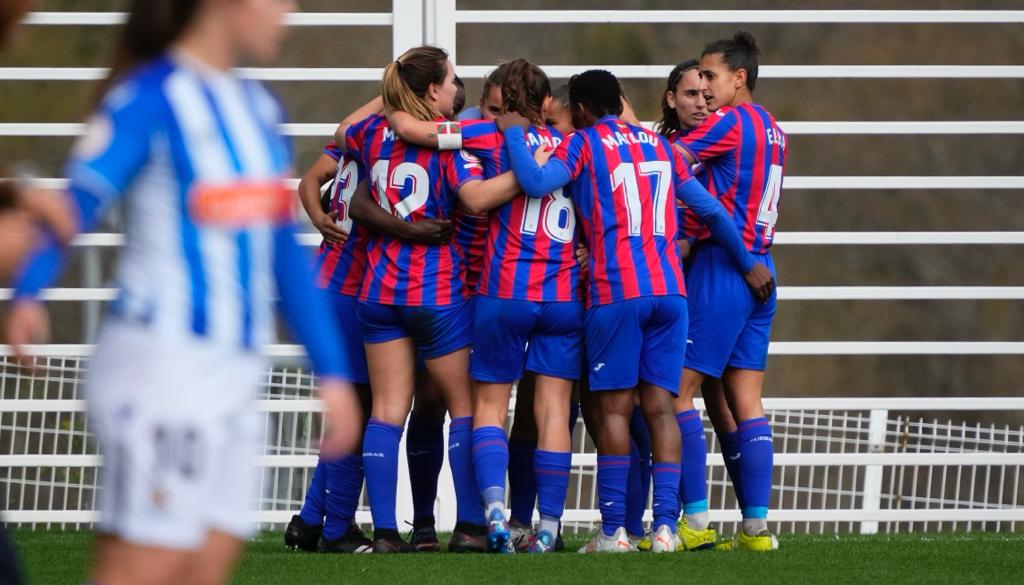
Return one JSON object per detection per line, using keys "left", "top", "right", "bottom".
{"left": 860, "top": 409, "right": 889, "bottom": 534}
{"left": 392, "top": 0, "right": 424, "bottom": 58}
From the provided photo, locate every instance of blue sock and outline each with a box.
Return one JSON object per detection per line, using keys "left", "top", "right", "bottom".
{"left": 406, "top": 419, "right": 445, "bottom": 523}
{"left": 625, "top": 441, "right": 645, "bottom": 536}
{"left": 676, "top": 410, "right": 709, "bottom": 515}
{"left": 568, "top": 401, "right": 581, "bottom": 436}
{"left": 626, "top": 407, "right": 651, "bottom": 522}
{"left": 737, "top": 417, "right": 773, "bottom": 520}
{"left": 534, "top": 450, "right": 571, "bottom": 528}
{"left": 597, "top": 455, "right": 630, "bottom": 536}
{"left": 508, "top": 438, "right": 537, "bottom": 525}
{"left": 652, "top": 462, "right": 682, "bottom": 529}
{"left": 450, "top": 417, "right": 486, "bottom": 525}
{"left": 718, "top": 430, "right": 745, "bottom": 509}
{"left": 298, "top": 459, "right": 327, "bottom": 525}
{"left": 322, "top": 452, "right": 363, "bottom": 539}
{"left": 362, "top": 418, "right": 403, "bottom": 531}
{"left": 472, "top": 426, "right": 509, "bottom": 507}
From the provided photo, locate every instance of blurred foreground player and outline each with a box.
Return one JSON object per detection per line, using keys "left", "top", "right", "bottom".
{"left": 4, "top": 1, "right": 362, "bottom": 584}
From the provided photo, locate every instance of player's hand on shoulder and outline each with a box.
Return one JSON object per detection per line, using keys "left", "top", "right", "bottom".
{"left": 312, "top": 209, "right": 348, "bottom": 245}
{"left": 408, "top": 218, "right": 452, "bottom": 245}
{"left": 318, "top": 378, "right": 363, "bottom": 459}
{"left": 4, "top": 299, "right": 51, "bottom": 368}
{"left": 743, "top": 262, "right": 775, "bottom": 303}
{"left": 494, "top": 111, "right": 531, "bottom": 132}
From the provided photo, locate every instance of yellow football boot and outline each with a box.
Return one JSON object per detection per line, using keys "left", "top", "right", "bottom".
{"left": 676, "top": 517, "right": 717, "bottom": 551}
{"left": 734, "top": 530, "right": 779, "bottom": 551}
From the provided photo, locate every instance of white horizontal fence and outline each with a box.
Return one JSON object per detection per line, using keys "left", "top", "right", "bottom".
{"left": 2, "top": 4, "right": 1022, "bottom": 533}
{"left": 1, "top": 356, "right": 1022, "bottom": 534}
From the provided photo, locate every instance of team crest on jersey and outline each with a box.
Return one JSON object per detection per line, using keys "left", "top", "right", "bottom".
{"left": 460, "top": 150, "right": 483, "bottom": 170}
{"left": 189, "top": 181, "right": 292, "bottom": 227}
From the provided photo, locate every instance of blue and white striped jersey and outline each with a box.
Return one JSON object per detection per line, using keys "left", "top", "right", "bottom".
{"left": 66, "top": 52, "right": 290, "bottom": 349}
{"left": 15, "top": 51, "right": 348, "bottom": 377}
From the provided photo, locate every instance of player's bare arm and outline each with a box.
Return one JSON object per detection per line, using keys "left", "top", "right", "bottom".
{"left": 297, "top": 154, "right": 348, "bottom": 244}
{"left": 349, "top": 185, "right": 451, "bottom": 245}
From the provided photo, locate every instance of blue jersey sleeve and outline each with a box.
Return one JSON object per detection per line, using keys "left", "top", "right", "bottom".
{"left": 503, "top": 126, "right": 572, "bottom": 198}
{"left": 273, "top": 224, "right": 351, "bottom": 379}
{"left": 12, "top": 80, "right": 161, "bottom": 299}
{"left": 676, "top": 176, "right": 755, "bottom": 274}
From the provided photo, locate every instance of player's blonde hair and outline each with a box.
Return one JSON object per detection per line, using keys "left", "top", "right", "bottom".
{"left": 382, "top": 46, "right": 450, "bottom": 122}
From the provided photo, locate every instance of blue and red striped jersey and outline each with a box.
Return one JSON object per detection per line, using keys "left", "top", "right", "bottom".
{"left": 346, "top": 114, "right": 483, "bottom": 306}
{"left": 461, "top": 121, "right": 580, "bottom": 301}
{"left": 549, "top": 116, "right": 685, "bottom": 307}
{"left": 313, "top": 147, "right": 369, "bottom": 296}
{"left": 453, "top": 202, "right": 487, "bottom": 295}
{"left": 675, "top": 103, "right": 787, "bottom": 254}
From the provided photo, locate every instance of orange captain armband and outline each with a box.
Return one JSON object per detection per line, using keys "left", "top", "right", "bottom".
{"left": 189, "top": 180, "right": 293, "bottom": 228}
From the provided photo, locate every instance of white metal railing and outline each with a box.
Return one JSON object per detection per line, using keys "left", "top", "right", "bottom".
{"left": 5, "top": 121, "right": 1024, "bottom": 136}
{"left": 3, "top": 65, "right": 1024, "bottom": 81}
{"left": 3, "top": 386, "right": 1021, "bottom": 533}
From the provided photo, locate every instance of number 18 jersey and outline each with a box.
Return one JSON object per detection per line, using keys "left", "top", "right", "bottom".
{"left": 461, "top": 121, "right": 580, "bottom": 302}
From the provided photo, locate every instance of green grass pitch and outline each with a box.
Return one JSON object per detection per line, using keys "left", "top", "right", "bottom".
{"left": 12, "top": 530, "right": 1024, "bottom": 585}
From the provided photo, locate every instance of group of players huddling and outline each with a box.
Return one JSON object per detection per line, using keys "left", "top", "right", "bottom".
{"left": 285, "top": 31, "right": 785, "bottom": 556}
{"left": 1, "top": 1, "right": 785, "bottom": 582}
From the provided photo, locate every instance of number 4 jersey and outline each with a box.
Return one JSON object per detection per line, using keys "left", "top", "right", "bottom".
{"left": 675, "top": 103, "right": 788, "bottom": 254}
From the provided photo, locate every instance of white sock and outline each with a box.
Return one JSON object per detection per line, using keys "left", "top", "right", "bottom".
{"left": 539, "top": 515, "right": 559, "bottom": 536}
{"left": 743, "top": 518, "right": 768, "bottom": 535}
{"left": 685, "top": 511, "right": 710, "bottom": 531}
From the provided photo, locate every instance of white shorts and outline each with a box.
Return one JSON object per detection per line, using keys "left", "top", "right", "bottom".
{"left": 86, "top": 320, "right": 265, "bottom": 550}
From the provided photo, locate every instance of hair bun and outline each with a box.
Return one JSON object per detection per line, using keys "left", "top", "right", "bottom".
{"left": 733, "top": 31, "right": 760, "bottom": 55}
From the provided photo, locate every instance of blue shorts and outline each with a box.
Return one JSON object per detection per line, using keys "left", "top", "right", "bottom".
{"left": 357, "top": 300, "right": 472, "bottom": 361}
{"left": 329, "top": 292, "right": 370, "bottom": 384}
{"left": 584, "top": 296, "right": 687, "bottom": 394}
{"left": 684, "top": 243, "right": 777, "bottom": 378}
{"left": 469, "top": 296, "right": 583, "bottom": 383}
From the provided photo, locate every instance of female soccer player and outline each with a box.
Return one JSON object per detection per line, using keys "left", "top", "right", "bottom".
{"left": 674, "top": 32, "right": 787, "bottom": 552}
{"left": 499, "top": 69, "right": 772, "bottom": 553}
{"left": 387, "top": 59, "right": 584, "bottom": 554}
{"left": 4, "top": 2, "right": 362, "bottom": 584}
{"left": 345, "top": 45, "right": 522, "bottom": 554}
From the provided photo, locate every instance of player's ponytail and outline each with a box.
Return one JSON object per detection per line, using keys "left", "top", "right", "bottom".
{"left": 382, "top": 46, "right": 450, "bottom": 122}
{"left": 702, "top": 30, "right": 761, "bottom": 92}
{"left": 97, "top": 0, "right": 203, "bottom": 102}
{"left": 655, "top": 59, "right": 699, "bottom": 137}
{"left": 501, "top": 58, "right": 550, "bottom": 126}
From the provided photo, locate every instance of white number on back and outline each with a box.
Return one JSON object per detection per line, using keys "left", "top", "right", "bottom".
{"left": 756, "top": 164, "right": 783, "bottom": 237}
{"left": 520, "top": 188, "right": 575, "bottom": 244}
{"left": 609, "top": 161, "right": 671, "bottom": 236}
{"left": 333, "top": 159, "right": 359, "bottom": 233}
{"left": 370, "top": 159, "right": 430, "bottom": 219}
